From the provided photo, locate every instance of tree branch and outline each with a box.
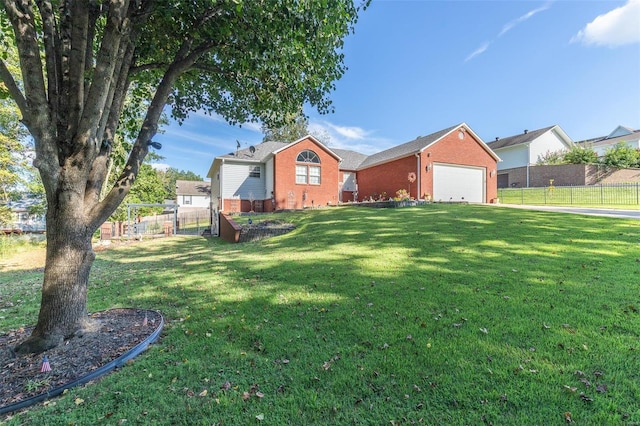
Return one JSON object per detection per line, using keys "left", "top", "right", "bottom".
{"left": 76, "top": 0, "right": 130, "bottom": 147}
{"left": 87, "top": 40, "right": 209, "bottom": 229}
{"left": 35, "top": 0, "right": 61, "bottom": 124}
{"left": 84, "top": 40, "right": 135, "bottom": 212}
{"left": 0, "top": 60, "right": 28, "bottom": 118}
{"left": 64, "top": 0, "right": 89, "bottom": 142}
{"left": 3, "top": 0, "right": 58, "bottom": 184}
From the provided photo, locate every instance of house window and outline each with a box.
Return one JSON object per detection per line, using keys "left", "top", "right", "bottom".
{"left": 249, "top": 166, "right": 260, "bottom": 178}
{"left": 295, "top": 150, "right": 321, "bottom": 185}
{"left": 183, "top": 195, "right": 192, "bottom": 205}
{"left": 309, "top": 166, "right": 321, "bottom": 184}
{"left": 297, "top": 150, "right": 320, "bottom": 163}
{"left": 296, "top": 165, "right": 308, "bottom": 184}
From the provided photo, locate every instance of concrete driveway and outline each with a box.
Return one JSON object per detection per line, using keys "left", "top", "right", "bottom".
{"left": 493, "top": 204, "right": 640, "bottom": 220}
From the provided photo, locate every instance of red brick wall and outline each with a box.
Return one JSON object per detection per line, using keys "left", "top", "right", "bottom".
{"left": 357, "top": 128, "right": 498, "bottom": 203}
{"left": 421, "top": 130, "right": 498, "bottom": 202}
{"left": 498, "top": 164, "right": 640, "bottom": 188}
{"left": 219, "top": 213, "right": 241, "bottom": 243}
{"left": 357, "top": 155, "right": 418, "bottom": 200}
{"left": 221, "top": 198, "right": 274, "bottom": 213}
{"left": 273, "top": 138, "right": 340, "bottom": 209}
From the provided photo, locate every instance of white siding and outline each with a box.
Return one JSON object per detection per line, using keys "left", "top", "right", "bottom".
{"left": 530, "top": 130, "right": 570, "bottom": 165}
{"left": 496, "top": 130, "right": 570, "bottom": 170}
{"left": 210, "top": 163, "right": 221, "bottom": 211}
{"left": 496, "top": 145, "right": 529, "bottom": 170}
{"left": 222, "top": 162, "right": 267, "bottom": 199}
{"left": 265, "top": 158, "right": 274, "bottom": 198}
{"left": 342, "top": 172, "right": 356, "bottom": 191}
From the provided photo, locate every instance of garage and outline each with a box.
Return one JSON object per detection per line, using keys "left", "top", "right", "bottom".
{"left": 433, "top": 163, "right": 485, "bottom": 203}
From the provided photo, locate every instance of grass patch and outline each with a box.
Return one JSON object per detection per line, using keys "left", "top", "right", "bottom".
{"left": 2, "top": 204, "right": 640, "bottom": 424}
{"left": 499, "top": 185, "right": 640, "bottom": 209}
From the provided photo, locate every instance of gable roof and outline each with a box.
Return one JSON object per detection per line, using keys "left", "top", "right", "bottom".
{"left": 332, "top": 148, "right": 368, "bottom": 170}
{"left": 272, "top": 134, "right": 342, "bottom": 161}
{"left": 217, "top": 141, "right": 289, "bottom": 163}
{"left": 606, "top": 125, "right": 636, "bottom": 139}
{"left": 358, "top": 124, "right": 459, "bottom": 169}
{"left": 176, "top": 180, "right": 210, "bottom": 196}
{"left": 487, "top": 126, "right": 557, "bottom": 150}
{"left": 586, "top": 129, "right": 640, "bottom": 149}
{"left": 358, "top": 123, "right": 498, "bottom": 169}
{"left": 209, "top": 124, "right": 498, "bottom": 176}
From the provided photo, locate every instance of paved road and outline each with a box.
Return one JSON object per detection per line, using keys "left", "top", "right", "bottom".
{"left": 494, "top": 204, "right": 640, "bottom": 220}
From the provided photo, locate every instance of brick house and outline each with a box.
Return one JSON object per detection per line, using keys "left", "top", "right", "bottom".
{"left": 208, "top": 136, "right": 350, "bottom": 212}
{"left": 208, "top": 124, "right": 500, "bottom": 212}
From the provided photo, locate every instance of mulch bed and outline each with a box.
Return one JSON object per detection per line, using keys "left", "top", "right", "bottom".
{"left": 0, "top": 308, "right": 161, "bottom": 415}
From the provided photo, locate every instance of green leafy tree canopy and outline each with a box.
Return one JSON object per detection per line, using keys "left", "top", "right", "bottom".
{"left": 0, "top": 0, "right": 368, "bottom": 354}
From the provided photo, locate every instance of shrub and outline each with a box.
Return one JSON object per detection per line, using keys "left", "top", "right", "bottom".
{"left": 394, "top": 189, "right": 410, "bottom": 201}
{"left": 563, "top": 145, "right": 598, "bottom": 164}
{"left": 536, "top": 149, "right": 565, "bottom": 165}
{"left": 602, "top": 143, "right": 640, "bottom": 168}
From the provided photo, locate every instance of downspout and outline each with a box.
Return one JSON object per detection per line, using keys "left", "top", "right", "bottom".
{"left": 220, "top": 159, "right": 225, "bottom": 212}
{"left": 415, "top": 153, "right": 421, "bottom": 199}
{"left": 526, "top": 143, "right": 531, "bottom": 188}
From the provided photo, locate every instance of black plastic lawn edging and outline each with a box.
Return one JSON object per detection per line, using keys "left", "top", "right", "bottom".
{"left": 0, "top": 309, "right": 164, "bottom": 416}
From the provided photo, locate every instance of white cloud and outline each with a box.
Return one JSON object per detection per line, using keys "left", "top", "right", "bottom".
{"left": 465, "top": 42, "right": 490, "bottom": 62}
{"left": 571, "top": 0, "right": 640, "bottom": 47}
{"left": 308, "top": 119, "right": 394, "bottom": 154}
{"left": 151, "top": 163, "right": 171, "bottom": 172}
{"left": 499, "top": 2, "right": 553, "bottom": 37}
{"left": 465, "top": 2, "right": 553, "bottom": 61}
{"left": 239, "top": 121, "right": 262, "bottom": 133}
{"left": 325, "top": 123, "right": 369, "bottom": 140}
{"left": 193, "top": 110, "right": 226, "bottom": 123}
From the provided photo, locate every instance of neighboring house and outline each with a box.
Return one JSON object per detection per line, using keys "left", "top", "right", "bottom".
{"left": 4, "top": 199, "right": 46, "bottom": 232}
{"left": 487, "top": 125, "right": 573, "bottom": 188}
{"left": 208, "top": 123, "right": 500, "bottom": 212}
{"left": 175, "top": 180, "right": 211, "bottom": 210}
{"left": 576, "top": 125, "right": 640, "bottom": 156}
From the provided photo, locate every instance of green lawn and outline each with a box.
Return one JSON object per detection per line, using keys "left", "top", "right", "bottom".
{"left": 499, "top": 185, "right": 640, "bottom": 209}
{"left": 1, "top": 204, "right": 639, "bottom": 425}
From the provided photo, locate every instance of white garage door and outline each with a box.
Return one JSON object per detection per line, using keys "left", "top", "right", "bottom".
{"left": 433, "top": 164, "right": 485, "bottom": 203}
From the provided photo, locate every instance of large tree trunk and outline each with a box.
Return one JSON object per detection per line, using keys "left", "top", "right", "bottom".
{"left": 15, "top": 186, "right": 97, "bottom": 355}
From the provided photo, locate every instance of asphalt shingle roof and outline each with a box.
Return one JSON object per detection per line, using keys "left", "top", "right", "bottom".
{"left": 358, "top": 124, "right": 460, "bottom": 169}
{"left": 331, "top": 148, "right": 368, "bottom": 170}
{"left": 213, "top": 124, "right": 495, "bottom": 172}
{"left": 486, "top": 126, "right": 555, "bottom": 150}
{"left": 218, "top": 141, "right": 290, "bottom": 162}
{"left": 176, "top": 180, "right": 210, "bottom": 196}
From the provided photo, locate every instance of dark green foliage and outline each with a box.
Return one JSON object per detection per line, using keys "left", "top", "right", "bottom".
{"left": 158, "top": 168, "right": 203, "bottom": 199}
{"left": 563, "top": 145, "right": 598, "bottom": 164}
{"left": 262, "top": 110, "right": 310, "bottom": 143}
{"left": 537, "top": 146, "right": 598, "bottom": 165}
{"left": 602, "top": 143, "right": 640, "bottom": 168}
{"left": 109, "top": 164, "right": 169, "bottom": 221}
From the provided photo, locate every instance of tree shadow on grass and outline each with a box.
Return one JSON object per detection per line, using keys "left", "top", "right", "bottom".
{"left": 5, "top": 204, "right": 640, "bottom": 424}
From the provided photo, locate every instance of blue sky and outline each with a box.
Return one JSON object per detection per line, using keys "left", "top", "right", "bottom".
{"left": 153, "top": 0, "right": 640, "bottom": 179}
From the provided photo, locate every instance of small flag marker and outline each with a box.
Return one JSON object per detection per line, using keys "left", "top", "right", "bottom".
{"left": 40, "top": 355, "right": 51, "bottom": 372}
